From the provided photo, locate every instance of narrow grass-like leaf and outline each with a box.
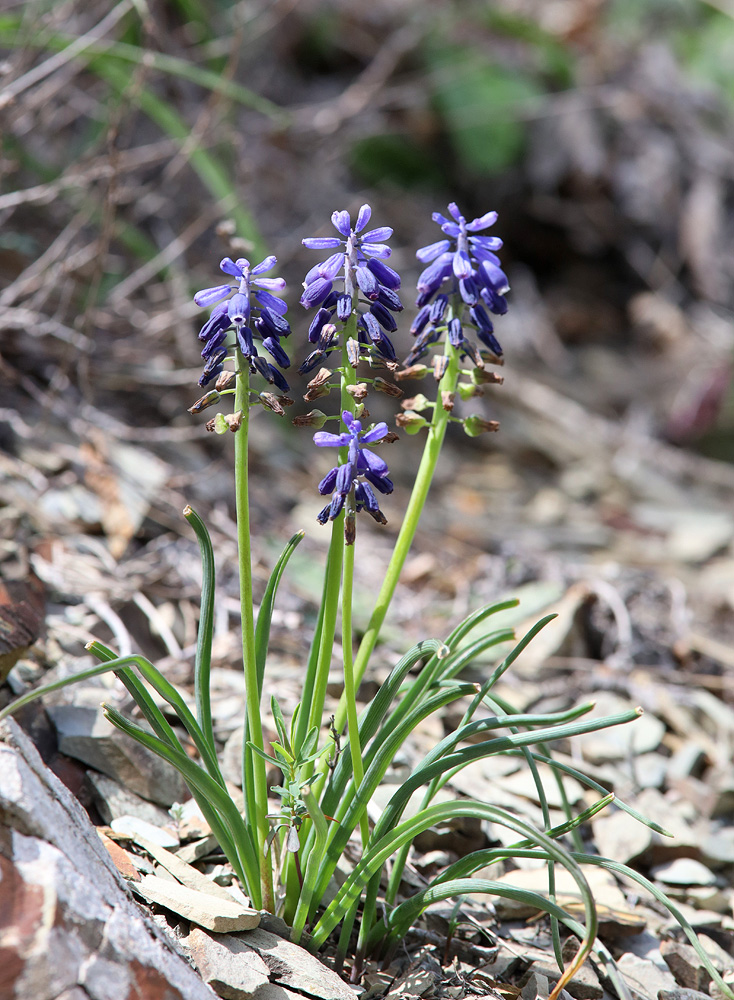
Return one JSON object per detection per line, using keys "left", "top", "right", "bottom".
{"left": 0, "top": 19, "right": 288, "bottom": 120}
{"left": 255, "top": 531, "right": 304, "bottom": 691}
{"left": 183, "top": 506, "right": 216, "bottom": 754}
{"left": 309, "top": 800, "right": 597, "bottom": 968}
{"left": 577, "top": 853, "right": 734, "bottom": 1000}
{"left": 86, "top": 639, "right": 183, "bottom": 750}
{"left": 516, "top": 750, "right": 673, "bottom": 838}
{"left": 86, "top": 643, "right": 225, "bottom": 786}
{"left": 313, "top": 702, "right": 606, "bottom": 912}
{"left": 103, "top": 704, "right": 262, "bottom": 906}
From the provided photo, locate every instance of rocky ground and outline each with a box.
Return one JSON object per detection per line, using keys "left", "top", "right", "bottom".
{"left": 2, "top": 1, "right": 734, "bottom": 998}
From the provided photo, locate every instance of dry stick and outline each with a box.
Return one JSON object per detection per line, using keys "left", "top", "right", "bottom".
{"left": 0, "top": 140, "right": 177, "bottom": 212}
{"left": 0, "top": 211, "right": 94, "bottom": 307}
{"left": 108, "top": 210, "right": 219, "bottom": 303}
{"left": 0, "top": 0, "right": 134, "bottom": 109}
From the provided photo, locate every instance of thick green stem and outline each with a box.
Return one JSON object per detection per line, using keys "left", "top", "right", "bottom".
{"left": 234, "top": 355, "right": 273, "bottom": 912}
{"left": 334, "top": 343, "right": 460, "bottom": 732}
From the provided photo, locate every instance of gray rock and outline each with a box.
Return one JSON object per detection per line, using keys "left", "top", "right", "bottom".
{"left": 132, "top": 875, "right": 260, "bottom": 934}
{"left": 47, "top": 703, "right": 188, "bottom": 806}
{"left": 0, "top": 717, "right": 215, "bottom": 1000}
{"left": 651, "top": 858, "right": 717, "bottom": 887}
{"left": 240, "top": 927, "right": 355, "bottom": 1000}
{"left": 86, "top": 770, "right": 173, "bottom": 827}
{"left": 184, "top": 928, "right": 270, "bottom": 999}
{"left": 522, "top": 972, "right": 549, "bottom": 1000}
{"left": 660, "top": 939, "right": 712, "bottom": 992}
{"left": 659, "top": 991, "right": 713, "bottom": 1000}
{"left": 616, "top": 952, "right": 678, "bottom": 1000}
{"left": 221, "top": 727, "right": 244, "bottom": 788}
{"left": 701, "top": 827, "right": 734, "bottom": 867}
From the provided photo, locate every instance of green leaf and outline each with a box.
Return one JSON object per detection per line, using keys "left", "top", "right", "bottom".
{"left": 255, "top": 531, "right": 305, "bottom": 694}
{"left": 183, "top": 506, "right": 216, "bottom": 755}
{"left": 103, "top": 704, "right": 261, "bottom": 906}
{"left": 271, "top": 696, "right": 292, "bottom": 756}
{"left": 429, "top": 45, "right": 545, "bottom": 174}
{"left": 349, "top": 134, "right": 445, "bottom": 190}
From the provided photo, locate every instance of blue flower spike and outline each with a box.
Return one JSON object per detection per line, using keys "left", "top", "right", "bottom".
{"left": 406, "top": 203, "right": 508, "bottom": 367}
{"left": 193, "top": 255, "right": 292, "bottom": 399}
{"left": 300, "top": 205, "right": 403, "bottom": 373}
{"left": 313, "top": 410, "right": 393, "bottom": 540}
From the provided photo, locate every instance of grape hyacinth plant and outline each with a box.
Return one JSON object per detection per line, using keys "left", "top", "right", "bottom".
{"left": 4, "top": 202, "right": 732, "bottom": 1000}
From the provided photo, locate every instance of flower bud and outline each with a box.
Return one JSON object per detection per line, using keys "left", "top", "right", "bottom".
{"left": 395, "top": 411, "right": 429, "bottom": 435}
{"left": 441, "top": 390, "right": 455, "bottom": 412}
{"left": 345, "top": 382, "right": 369, "bottom": 401}
{"left": 367, "top": 355, "right": 397, "bottom": 371}
{"left": 293, "top": 409, "right": 328, "bottom": 428}
{"left": 463, "top": 414, "right": 500, "bottom": 437}
{"left": 395, "top": 364, "right": 429, "bottom": 382}
{"left": 373, "top": 377, "right": 402, "bottom": 398}
{"left": 206, "top": 412, "right": 230, "bottom": 434}
{"left": 304, "top": 384, "right": 331, "bottom": 401}
{"left": 470, "top": 367, "right": 504, "bottom": 386}
{"left": 259, "top": 393, "right": 285, "bottom": 415}
{"left": 457, "top": 382, "right": 482, "bottom": 401}
{"left": 479, "top": 349, "right": 504, "bottom": 366}
{"left": 346, "top": 338, "right": 361, "bottom": 367}
{"left": 433, "top": 356, "right": 449, "bottom": 381}
{"left": 400, "top": 394, "right": 431, "bottom": 412}
{"left": 225, "top": 410, "right": 243, "bottom": 431}
{"left": 344, "top": 510, "right": 356, "bottom": 546}
{"left": 188, "top": 390, "right": 220, "bottom": 414}
{"left": 215, "top": 370, "right": 236, "bottom": 391}
{"left": 307, "top": 367, "right": 333, "bottom": 390}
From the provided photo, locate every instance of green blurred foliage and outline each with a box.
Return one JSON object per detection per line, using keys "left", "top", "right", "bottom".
{"left": 350, "top": 134, "right": 445, "bottom": 190}
{"left": 428, "top": 47, "right": 544, "bottom": 176}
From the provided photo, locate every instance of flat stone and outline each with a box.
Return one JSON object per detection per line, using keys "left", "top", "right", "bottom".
{"left": 111, "top": 815, "right": 179, "bottom": 849}
{"left": 522, "top": 972, "right": 549, "bottom": 1000}
{"left": 591, "top": 808, "right": 652, "bottom": 865}
{"left": 174, "top": 834, "right": 221, "bottom": 865}
{"left": 531, "top": 961, "right": 603, "bottom": 1000}
{"left": 132, "top": 874, "right": 260, "bottom": 933}
{"left": 651, "top": 858, "right": 717, "bottom": 886}
{"left": 616, "top": 952, "right": 678, "bottom": 1000}
{"left": 221, "top": 727, "right": 244, "bottom": 788}
{"left": 0, "top": 718, "right": 215, "bottom": 1000}
{"left": 134, "top": 836, "right": 252, "bottom": 907}
{"left": 177, "top": 798, "right": 212, "bottom": 841}
{"left": 666, "top": 744, "right": 707, "bottom": 784}
{"left": 659, "top": 991, "right": 713, "bottom": 1000}
{"left": 86, "top": 771, "right": 174, "bottom": 827}
{"left": 660, "top": 939, "right": 712, "bottom": 992}
{"left": 574, "top": 693, "right": 665, "bottom": 764}
{"left": 184, "top": 928, "right": 270, "bottom": 999}
{"left": 701, "top": 827, "right": 734, "bottom": 867}
{"left": 240, "top": 927, "right": 355, "bottom": 1000}
{"left": 47, "top": 704, "right": 188, "bottom": 806}
{"left": 698, "top": 934, "right": 734, "bottom": 975}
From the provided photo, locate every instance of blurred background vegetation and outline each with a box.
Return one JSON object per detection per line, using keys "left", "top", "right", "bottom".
{"left": 2, "top": 0, "right": 734, "bottom": 474}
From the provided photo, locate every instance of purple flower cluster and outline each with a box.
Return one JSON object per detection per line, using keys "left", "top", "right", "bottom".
{"left": 194, "top": 256, "right": 291, "bottom": 390}
{"left": 405, "top": 204, "right": 508, "bottom": 367}
{"left": 300, "top": 205, "right": 403, "bottom": 372}
{"left": 314, "top": 411, "right": 393, "bottom": 525}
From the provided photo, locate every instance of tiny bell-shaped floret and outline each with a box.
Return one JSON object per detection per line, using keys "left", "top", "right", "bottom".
{"left": 395, "top": 411, "right": 429, "bottom": 434}
{"left": 462, "top": 414, "right": 500, "bottom": 437}
{"left": 292, "top": 409, "right": 328, "bottom": 428}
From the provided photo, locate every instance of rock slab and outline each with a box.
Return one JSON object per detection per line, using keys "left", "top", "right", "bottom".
{"left": 0, "top": 717, "right": 215, "bottom": 1000}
